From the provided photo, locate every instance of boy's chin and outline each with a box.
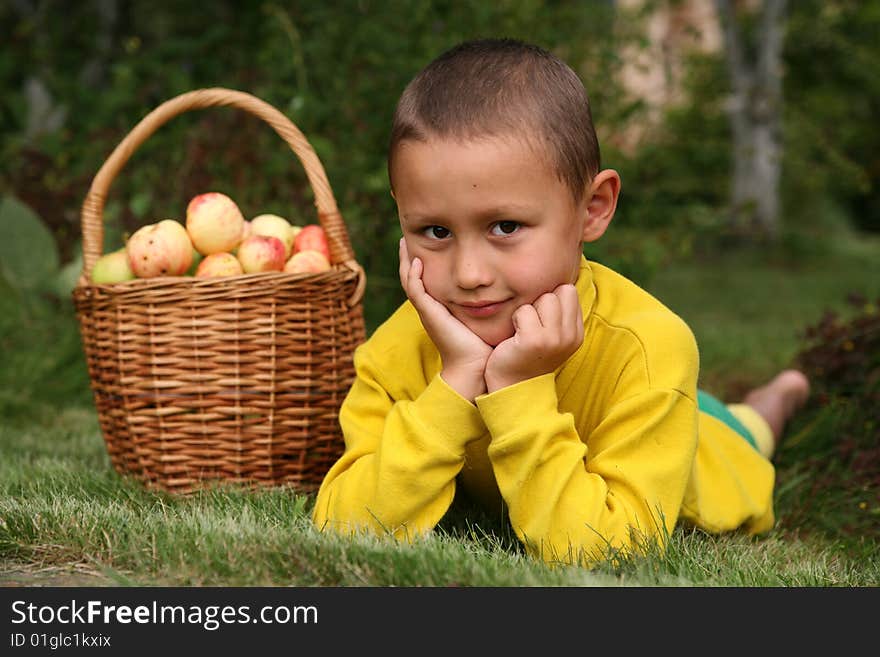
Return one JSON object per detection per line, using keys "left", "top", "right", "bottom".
{"left": 469, "top": 323, "right": 515, "bottom": 348}
{"left": 450, "top": 309, "right": 515, "bottom": 346}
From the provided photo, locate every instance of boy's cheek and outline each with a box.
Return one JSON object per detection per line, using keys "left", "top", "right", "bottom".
{"left": 408, "top": 246, "right": 431, "bottom": 273}
{"left": 402, "top": 236, "right": 427, "bottom": 263}
{"left": 419, "top": 265, "right": 443, "bottom": 298}
{"left": 420, "top": 264, "right": 455, "bottom": 308}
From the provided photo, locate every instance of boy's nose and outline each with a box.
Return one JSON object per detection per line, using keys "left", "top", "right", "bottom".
{"left": 453, "top": 244, "right": 494, "bottom": 289}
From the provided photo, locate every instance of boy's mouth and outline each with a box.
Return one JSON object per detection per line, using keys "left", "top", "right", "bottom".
{"left": 455, "top": 299, "right": 509, "bottom": 318}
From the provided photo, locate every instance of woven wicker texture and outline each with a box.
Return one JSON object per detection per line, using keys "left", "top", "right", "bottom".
{"left": 73, "top": 88, "right": 366, "bottom": 494}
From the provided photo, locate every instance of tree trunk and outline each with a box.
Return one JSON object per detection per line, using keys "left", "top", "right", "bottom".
{"left": 715, "top": 0, "right": 786, "bottom": 241}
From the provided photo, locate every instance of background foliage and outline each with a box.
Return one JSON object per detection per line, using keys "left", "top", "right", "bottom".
{"left": 3, "top": 1, "right": 879, "bottom": 319}
{"left": 3, "top": 1, "right": 622, "bottom": 329}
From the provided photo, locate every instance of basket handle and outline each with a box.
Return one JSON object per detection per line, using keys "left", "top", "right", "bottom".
{"left": 78, "top": 87, "right": 365, "bottom": 305}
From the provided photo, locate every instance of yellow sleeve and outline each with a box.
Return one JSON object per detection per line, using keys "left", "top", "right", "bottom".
{"left": 312, "top": 345, "right": 486, "bottom": 541}
{"left": 476, "top": 373, "right": 697, "bottom": 566}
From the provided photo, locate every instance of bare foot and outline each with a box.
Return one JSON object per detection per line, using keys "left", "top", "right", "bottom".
{"left": 742, "top": 369, "right": 811, "bottom": 446}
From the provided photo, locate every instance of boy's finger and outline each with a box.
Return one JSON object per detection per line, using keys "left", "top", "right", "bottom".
{"left": 555, "top": 284, "right": 584, "bottom": 341}
{"left": 533, "top": 292, "right": 562, "bottom": 329}
{"left": 398, "top": 238, "right": 410, "bottom": 288}
{"left": 555, "top": 284, "right": 580, "bottom": 318}
{"left": 407, "top": 258, "right": 441, "bottom": 319}
{"left": 405, "top": 259, "right": 456, "bottom": 331}
{"left": 399, "top": 240, "right": 427, "bottom": 305}
{"left": 409, "top": 255, "right": 422, "bottom": 281}
{"left": 406, "top": 257, "right": 424, "bottom": 297}
{"left": 511, "top": 303, "right": 541, "bottom": 335}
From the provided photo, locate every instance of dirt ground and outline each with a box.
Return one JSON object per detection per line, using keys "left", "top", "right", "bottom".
{"left": 0, "top": 566, "right": 118, "bottom": 587}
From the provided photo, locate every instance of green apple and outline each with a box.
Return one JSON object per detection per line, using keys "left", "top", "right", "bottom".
{"left": 185, "top": 247, "right": 203, "bottom": 275}
{"left": 91, "top": 248, "right": 135, "bottom": 284}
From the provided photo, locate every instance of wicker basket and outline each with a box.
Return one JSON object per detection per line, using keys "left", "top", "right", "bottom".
{"left": 72, "top": 88, "right": 366, "bottom": 494}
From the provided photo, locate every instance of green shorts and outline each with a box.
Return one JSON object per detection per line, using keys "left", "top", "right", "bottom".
{"left": 697, "top": 389, "right": 758, "bottom": 451}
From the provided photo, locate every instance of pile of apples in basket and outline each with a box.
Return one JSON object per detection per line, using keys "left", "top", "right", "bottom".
{"left": 90, "top": 192, "right": 331, "bottom": 283}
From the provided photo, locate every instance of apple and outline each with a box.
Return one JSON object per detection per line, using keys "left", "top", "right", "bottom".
{"left": 231, "top": 220, "right": 251, "bottom": 256}
{"left": 195, "top": 252, "right": 244, "bottom": 278}
{"left": 284, "top": 249, "right": 331, "bottom": 274}
{"left": 186, "top": 192, "right": 245, "bottom": 255}
{"left": 126, "top": 219, "right": 193, "bottom": 278}
{"left": 250, "top": 214, "right": 295, "bottom": 258}
{"left": 236, "top": 234, "right": 286, "bottom": 273}
{"left": 185, "top": 247, "right": 203, "bottom": 276}
{"left": 91, "top": 248, "right": 136, "bottom": 283}
{"left": 293, "top": 224, "right": 330, "bottom": 260}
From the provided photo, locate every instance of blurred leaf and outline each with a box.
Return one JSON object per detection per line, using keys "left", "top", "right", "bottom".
{"left": 53, "top": 248, "right": 83, "bottom": 299}
{"left": 0, "top": 195, "right": 60, "bottom": 293}
{"left": 129, "top": 191, "right": 152, "bottom": 220}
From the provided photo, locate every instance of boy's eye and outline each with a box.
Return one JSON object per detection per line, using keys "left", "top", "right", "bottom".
{"left": 491, "top": 221, "right": 520, "bottom": 236}
{"left": 423, "top": 225, "right": 451, "bottom": 240}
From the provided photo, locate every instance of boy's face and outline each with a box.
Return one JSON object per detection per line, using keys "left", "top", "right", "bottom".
{"left": 392, "top": 135, "right": 589, "bottom": 346}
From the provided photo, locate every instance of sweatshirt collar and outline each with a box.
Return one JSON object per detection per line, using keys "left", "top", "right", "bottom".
{"left": 551, "top": 255, "right": 596, "bottom": 381}
{"left": 575, "top": 254, "right": 597, "bottom": 321}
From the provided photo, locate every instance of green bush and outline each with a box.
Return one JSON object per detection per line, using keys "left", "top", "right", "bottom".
{"left": 0, "top": 195, "right": 90, "bottom": 419}
{"left": 776, "top": 294, "right": 880, "bottom": 539}
{"left": 4, "top": 1, "right": 879, "bottom": 329}
{"left": 1, "top": 1, "right": 623, "bottom": 332}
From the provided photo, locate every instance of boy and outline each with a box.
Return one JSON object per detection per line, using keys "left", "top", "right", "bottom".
{"left": 312, "top": 38, "right": 810, "bottom": 565}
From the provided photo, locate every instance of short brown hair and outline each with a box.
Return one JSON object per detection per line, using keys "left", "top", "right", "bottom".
{"left": 388, "top": 38, "right": 600, "bottom": 204}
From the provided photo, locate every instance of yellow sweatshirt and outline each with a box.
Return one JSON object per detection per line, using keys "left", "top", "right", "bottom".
{"left": 312, "top": 257, "right": 775, "bottom": 565}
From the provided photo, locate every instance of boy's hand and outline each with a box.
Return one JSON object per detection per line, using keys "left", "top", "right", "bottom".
{"left": 484, "top": 284, "right": 584, "bottom": 393}
{"left": 399, "top": 238, "right": 492, "bottom": 401}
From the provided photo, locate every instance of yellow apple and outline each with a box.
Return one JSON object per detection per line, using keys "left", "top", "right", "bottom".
{"left": 126, "top": 219, "right": 193, "bottom": 278}
{"left": 236, "top": 235, "right": 286, "bottom": 273}
{"left": 186, "top": 192, "right": 245, "bottom": 255}
{"left": 250, "top": 214, "right": 295, "bottom": 258}
{"left": 284, "top": 249, "right": 331, "bottom": 274}
{"left": 195, "top": 252, "right": 244, "bottom": 277}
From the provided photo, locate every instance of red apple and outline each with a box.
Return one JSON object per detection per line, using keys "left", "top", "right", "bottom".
{"left": 293, "top": 224, "right": 330, "bottom": 260}
{"left": 284, "top": 249, "right": 331, "bottom": 274}
{"left": 186, "top": 192, "right": 245, "bottom": 255}
{"left": 236, "top": 234, "right": 286, "bottom": 273}
{"left": 250, "top": 214, "right": 295, "bottom": 258}
{"left": 195, "top": 252, "right": 243, "bottom": 278}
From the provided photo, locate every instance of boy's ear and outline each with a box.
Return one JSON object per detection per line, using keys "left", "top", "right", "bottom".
{"left": 581, "top": 169, "right": 621, "bottom": 243}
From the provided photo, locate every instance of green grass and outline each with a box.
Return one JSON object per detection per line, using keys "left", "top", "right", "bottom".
{"left": 1, "top": 408, "right": 876, "bottom": 586}
{"left": 1, "top": 231, "right": 879, "bottom": 587}
{"left": 646, "top": 231, "right": 880, "bottom": 398}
